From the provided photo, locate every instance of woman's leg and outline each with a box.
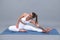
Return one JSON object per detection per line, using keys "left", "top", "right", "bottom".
{"left": 24, "top": 25, "right": 43, "bottom": 32}
{"left": 24, "top": 25, "right": 52, "bottom": 33}
{"left": 8, "top": 25, "right": 19, "bottom": 32}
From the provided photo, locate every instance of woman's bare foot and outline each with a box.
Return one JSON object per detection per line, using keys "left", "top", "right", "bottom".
{"left": 45, "top": 27, "right": 52, "bottom": 32}
{"left": 43, "top": 27, "right": 52, "bottom": 33}
{"left": 19, "top": 29, "right": 27, "bottom": 32}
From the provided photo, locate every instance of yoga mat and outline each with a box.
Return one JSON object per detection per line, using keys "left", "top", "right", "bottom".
{"left": 0, "top": 28, "right": 59, "bottom": 35}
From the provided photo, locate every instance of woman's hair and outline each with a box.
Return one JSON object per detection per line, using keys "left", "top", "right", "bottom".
{"left": 32, "top": 12, "right": 38, "bottom": 23}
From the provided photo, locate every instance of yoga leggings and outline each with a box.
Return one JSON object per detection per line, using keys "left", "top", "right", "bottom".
{"left": 8, "top": 23, "right": 43, "bottom": 32}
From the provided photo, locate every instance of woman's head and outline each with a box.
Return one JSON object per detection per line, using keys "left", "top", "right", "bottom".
{"left": 32, "top": 12, "right": 38, "bottom": 23}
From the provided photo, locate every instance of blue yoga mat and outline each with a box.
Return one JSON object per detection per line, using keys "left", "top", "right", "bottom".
{"left": 0, "top": 28, "right": 59, "bottom": 35}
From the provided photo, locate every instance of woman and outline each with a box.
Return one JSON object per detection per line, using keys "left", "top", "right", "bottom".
{"left": 8, "top": 12, "right": 51, "bottom": 33}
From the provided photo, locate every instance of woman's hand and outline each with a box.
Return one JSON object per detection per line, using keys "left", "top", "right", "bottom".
{"left": 16, "top": 24, "right": 18, "bottom": 28}
{"left": 35, "top": 22, "right": 40, "bottom": 28}
{"left": 36, "top": 24, "right": 40, "bottom": 27}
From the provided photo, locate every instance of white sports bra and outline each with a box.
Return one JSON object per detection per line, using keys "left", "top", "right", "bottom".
{"left": 21, "top": 15, "right": 31, "bottom": 24}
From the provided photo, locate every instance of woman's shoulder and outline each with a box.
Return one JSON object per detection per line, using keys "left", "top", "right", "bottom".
{"left": 23, "top": 13, "right": 29, "bottom": 16}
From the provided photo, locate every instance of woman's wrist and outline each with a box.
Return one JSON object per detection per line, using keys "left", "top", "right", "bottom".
{"left": 35, "top": 23, "right": 40, "bottom": 27}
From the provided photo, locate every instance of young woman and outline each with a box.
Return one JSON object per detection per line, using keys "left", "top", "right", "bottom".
{"left": 8, "top": 12, "right": 51, "bottom": 33}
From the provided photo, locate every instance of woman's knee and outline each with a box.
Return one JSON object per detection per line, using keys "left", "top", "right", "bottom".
{"left": 8, "top": 26, "right": 12, "bottom": 31}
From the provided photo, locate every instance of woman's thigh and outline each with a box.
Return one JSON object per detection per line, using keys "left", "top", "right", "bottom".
{"left": 24, "top": 25, "right": 43, "bottom": 32}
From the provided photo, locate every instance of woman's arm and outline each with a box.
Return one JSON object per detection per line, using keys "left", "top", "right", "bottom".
{"left": 30, "top": 20, "right": 52, "bottom": 32}
{"left": 30, "top": 20, "right": 39, "bottom": 27}
{"left": 30, "top": 20, "right": 45, "bottom": 30}
{"left": 16, "top": 13, "right": 27, "bottom": 28}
